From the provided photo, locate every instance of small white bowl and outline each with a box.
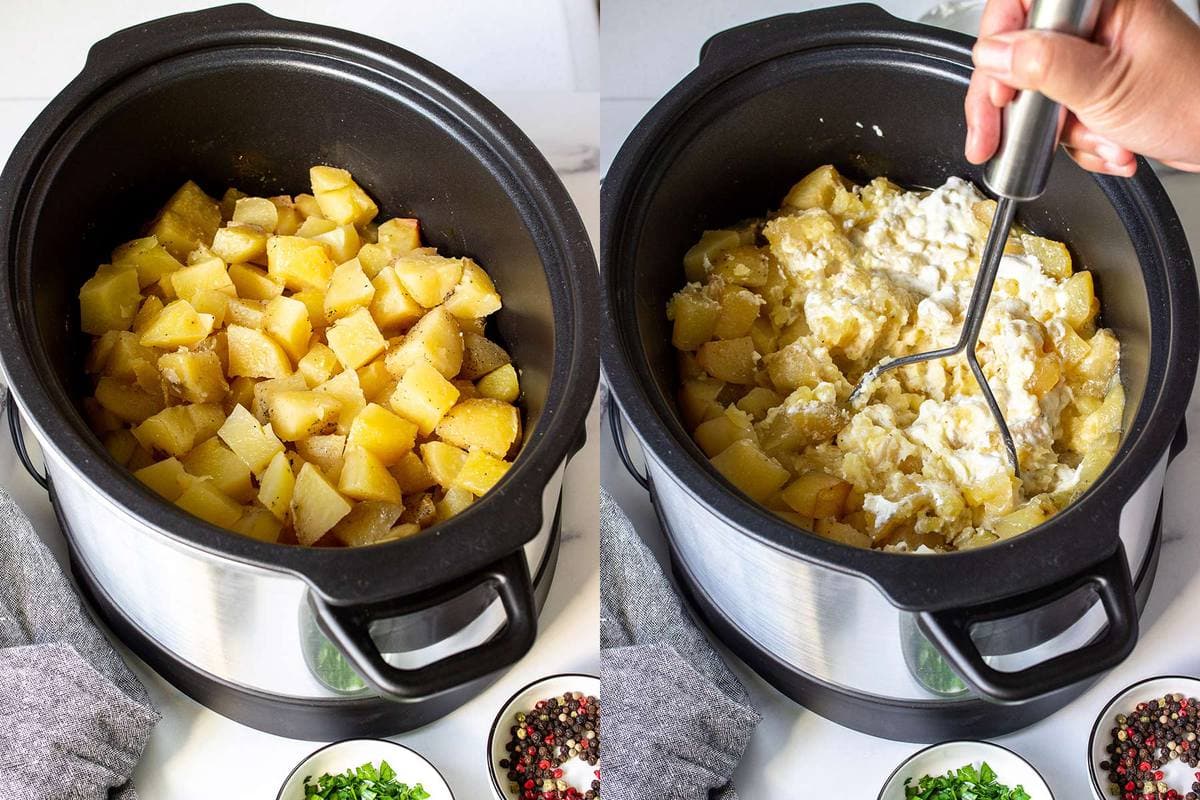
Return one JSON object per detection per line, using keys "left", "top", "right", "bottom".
{"left": 878, "top": 740, "right": 1054, "bottom": 800}
{"left": 487, "top": 673, "right": 600, "bottom": 800}
{"left": 277, "top": 738, "right": 455, "bottom": 800}
{"left": 1088, "top": 675, "right": 1200, "bottom": 799}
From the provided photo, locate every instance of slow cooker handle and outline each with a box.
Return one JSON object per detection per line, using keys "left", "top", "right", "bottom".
{"left": 5, "top": 393, "right": 48, "bottom": 491}
{"left": 308, "top": 550, "right": 537, "bottom": 702}
{"left": 83, "top": 4, "right": 275, "bottom": 73}
{"left": 917, "top": 544, "right": 1138, "bottom": 703}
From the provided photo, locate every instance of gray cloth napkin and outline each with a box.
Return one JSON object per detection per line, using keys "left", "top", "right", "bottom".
{"left": 600, "top": 486, "right": 760, "bottom": 800}
{"left": 0, "top": 487, "right": 159, "bottom": 798}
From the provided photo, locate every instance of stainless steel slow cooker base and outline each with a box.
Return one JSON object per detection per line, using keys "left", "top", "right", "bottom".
{"left": 653, "top": 482, "right": 1164, "bottom": 742}
{"left": 57, "top": 492, "right": 563, "bottom": 741}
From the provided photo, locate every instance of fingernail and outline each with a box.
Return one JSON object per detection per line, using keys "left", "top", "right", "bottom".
{"left": 1095, "top": 141, "right": 1126, "bottom": 164}
{"left": 1105, "top": 160, "right": 1135, "bottom": 176}
{"left": 973, "top": 38, "right": 1013, "bottom": 76}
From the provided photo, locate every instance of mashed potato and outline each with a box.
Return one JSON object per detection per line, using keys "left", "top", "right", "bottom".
{"left": 667, "top": 166, "right": 1123, "bottom": 552}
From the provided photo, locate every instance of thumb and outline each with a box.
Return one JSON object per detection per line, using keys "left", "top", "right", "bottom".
{"left": 973, "top": 30, "right": 1120, "bottom": 112}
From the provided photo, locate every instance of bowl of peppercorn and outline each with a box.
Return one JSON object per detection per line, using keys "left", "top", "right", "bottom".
{"left": 1089, "top": 675, "right": 1200, "bottom": 800}
{"left": 488, "top": 673, "right": 600, "bottom": 800}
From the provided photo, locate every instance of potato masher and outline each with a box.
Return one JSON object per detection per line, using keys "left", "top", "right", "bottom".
{"left": 849, "top": 0, "right": 1105, "bottom": 478}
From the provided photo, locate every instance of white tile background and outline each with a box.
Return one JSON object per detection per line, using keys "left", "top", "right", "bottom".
{"left": 0, "top": 2, "right": 600, "bottom": 799}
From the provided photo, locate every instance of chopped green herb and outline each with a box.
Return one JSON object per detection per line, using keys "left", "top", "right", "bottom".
{"left": 903, "top": 761, "right": 1032, "bottom": 800}
{"left": 302, "top": 760, "right": 431, "bottom": 800}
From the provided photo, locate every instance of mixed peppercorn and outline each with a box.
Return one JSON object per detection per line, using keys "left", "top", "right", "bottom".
{"left": 499, "top": 691, "right": 600, "bottom": 800}
{"left": 1099, "top": 693, "right": 1200, "bottom": 799}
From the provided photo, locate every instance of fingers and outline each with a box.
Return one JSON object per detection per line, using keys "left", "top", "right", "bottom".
{"left": 964, "top": 74, "right": 1002, "bottom": 163}
{"left": 1064, "top": 146, "right": 1137, "bottom": 177}
{"left": 972, "top": 30, "right": 1119, "bottom": 111}
{"left": 977, "top": 0, "right": 1031, "bottom": 38}
{"left": 1061, "top": 116, "right": 1136, "bottom": 170}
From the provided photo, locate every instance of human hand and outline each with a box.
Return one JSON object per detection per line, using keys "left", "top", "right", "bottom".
{"left": 964, "top": 0, "right": 1200, "bottom": 175}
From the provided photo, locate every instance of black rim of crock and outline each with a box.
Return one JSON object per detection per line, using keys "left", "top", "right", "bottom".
{"left": 0, "top": 4, "right": 599, "bottom": 608}
{"left": 877, "top": 739, "right": 1056, "bottom": 799}
{"left": 274, "top": 737, "right": 457, "bottom": 800}
{"left": 485, "top": 672, "right": 601, "bottom": 800}
{"left": 599, "top": 3, "right": 1200, "bottom": 612}
{"left": 1085, "top": 674, "right": 1200, "bottom": 799}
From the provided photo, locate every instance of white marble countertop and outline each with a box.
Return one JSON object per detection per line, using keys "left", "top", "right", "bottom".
{"left": 0, "top": 3, "right": 600, "bottom": 797}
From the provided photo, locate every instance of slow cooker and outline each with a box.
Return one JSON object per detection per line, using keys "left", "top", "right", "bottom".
{"left": 601, "top": 5, "right": 1198, "bottom": 741}
{"left": 0, "top": 4, "right": 598, "bottom": 740}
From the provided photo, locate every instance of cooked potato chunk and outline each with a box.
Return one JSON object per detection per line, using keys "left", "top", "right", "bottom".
{"left": 459, "top": 332, "right": 510, "bottom": 380}
{"left": 112, "top": 236, "right": 184, "bottom": 289}
{"left": 393, "top": 254, "right": 463, "bottom": 308}
{"left": 476, "top": 363, "right": 520, "bottom": 403}
{"left": 434, "top": 398, "right": 519, "bottom": 458}
{"left": 454, "top": 449, "right": 511, "bottom": 495}
{"left": 264, "top": 295, "right": 313, "bottom": 363}
{"left": 229, "top": 262, "right": 283, "bottom": 301}
{"left": 218, "top": 404, "right": 284, "bottom": 476}
{"left": 175, "top": 478, "right": 244, "bottom": 529}
{"left": 183, "top": 437, "right": 255, "bottom": 503}
{"left": 148, "top": 181, "right": 222, "bottom": 260}
{"left": 266, "top": 236, "right": 336, "bottom": 292}
{"left": 326, "top": 307, "right": 387, "bottom": 370}
{"left": 295, "top": 434, "right": 347, "bottom": 482}
{"left": 134, "top": 457, "right": 190, "bottom": 501}
{"left": 159, "top": 349, "right": 229, "bottom": 404}
{"left": 310, "top": 166, "right": 378, "bottom": 226}
{"left": 292, "top": 462, "right": 353, "bottom": 545}
{"left": 377, "top": 218, "right": 421, "bottom": 255}
{"left": 257, "top": 450, "right": 295, "bottom": 521}
{"left": 421, "top": 441, "right": 468, "bottom": 487}
{"left": 227, "top": 324, "right": 293, "bottom": 379}
{"left": 390, "top": 451, "right": 437, "bottom": 494}
{"left": 781, "top": 471, "right": 852, "bottom": 518}
{"left": 80, "top": 266, "right": 142, "bottom": 335}
{"left": 389, "top": 361, "right": 460, "bottom": 435}
{"left": 347, "top": 403, "right": 418, "bottom": 465}
{"left": 339, "top": 446, "right": 403, "bottom": 504}
{"left": 331, "top": 501, "right": 404, "bottom": 547}
{"left": 385, "top": 307, "right": 463, "bottom": 379}
{"left": 268, "top": 391, "right": 342, "bottom": 441}
{"left": 443, "top": 260, "right": 502, "bottom": 319}
{"left": 324, "top": 258, "right": 376, "bottom": 321}
{"left": 709, "top": 439, "right": 790, "bottom": 502}
{"left": 370, "top": 266, "right": 425, "bottom": 331}
{"left": 140, "top": 300, "right": 215, "bottom": 349}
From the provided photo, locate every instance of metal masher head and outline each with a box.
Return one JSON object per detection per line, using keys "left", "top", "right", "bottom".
{"left": 849, "top": 197, "right": 1021, "bottom": 478}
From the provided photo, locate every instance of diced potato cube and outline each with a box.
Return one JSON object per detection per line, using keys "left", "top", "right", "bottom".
{"left": 668, "top": 288, "right": 720, "bottom": 351}
{"left": 711, "top": 246, "right": 769, "bottom": 289}
{"left": 735, "top": 386, "right": 782, "bottom": 421}
{"left": 781, "top": 471, "right": 852, "bottom": 518}
{"left": 148, "top": 181, "right": 222, "bottom": 260}
{"left": 182, "top": 437, "right": 254, "bottom": 503}
{"left": 370, "top": 266, "right": 425, "bottom": 331}
{"left": 132, "top": 406, "right": 198, "bottom": 457}
{"left": 294, "top": 193, "right": 323, "bottom": 219}
{"left": 347, "top": 403, "right": 418, "bottom": 465}
{"left": 993, "top": 496, "right": 1053, "bottom": 539}
{"left": 326, "top": 307, "right": 387, "bottom": 370}
{"left": 356, "top": 359, "right": 393, "bottom": 402}
{"left": 257, "top": 450, "right": 295, "bottom": 521}
{"left": 263, "top": 295, "right": 313, "bottom": 363}
{"left": 331, "top": 501, "right": 404, "bottom": 547}
{"left": 176, "top": 478, "right": 243, "bottom": 529}
{"left": 292, "top": 289, "right": 328, "bottom": 328}
{"left": 443, "top": 260, "right": 502, "bottom": 319}
{"left": 296, "top": 216, "right": 337, "bottom": 239}
{"left": 453, "top": 448, "right": 511, "bottom": 495}
{"left": 476, "top": 363, "right": 520, "bottom": 403}
{"left": 385, "top": 362, "right": 459, "bottom": 437}
{"left": 709, "top": 439, "right": 790, "bottom": 502}
{"left": 385, "top": 307, "right": 463, "bottom": 379}
{"left": 458, "top": 332, "right": 510, "bottom": 380}
{"left": 94, "top": 376, "right": 164, "bottom": 424}
{"left": 187, "top": 403, "right": 226, "bottom": 443}
{"left": 133, "top": 457, "right": 190, "bottom": 501}
{"left": 377, "top": 218, "right": 421, "bottom": 255}
{"left": 220, "top": 187, "right": 247, "bottom": 221}
{"left": 225, "top": 297, "right": 266, "bottom": 329}
{"left": 436, "top": 486, "right": 475, "bottom": 521}
{"left": 678, "top": 377, "right": 725, "bottom": 429}
{"left": 458, "top": 316, "right": 486, "bottom": 337}
{"left": 212, "top": 224, "right": 268, "bottom": 264}
{"left": 112, "top": 236, "right": 184, "bottom": 288}
{"left": 295, "top": 434, "right": 347, "bottom": 482}
{"left": 233, "top": 506, "right": 283, "bottom": 543}
{"left": 1074, "top": 328, "right": 1120, "bottom": 397}
{"left": 252, "top": 373, "right": 307, "bottom": 424}
{"left": 324, "top": 258, "right": 376, "bottom": 321}
{"left": 813, "top": 518, "right": 873, "bottom": 548}
{"left": 782, "top": 165, "right": 846, "bottom": 211}
{"left": 435, "top": 398, "right": 520, "bottom": 457}
{"left": 266, "top": 236, "right": 336, "bottom": 292}
{"left": 390, "top": 451, "right": 437, "bottom": 494}
{"left": 158, "top": 348, "right": 229, "bottom": 404}
{"left": 269, "top": 196, "right": 303, "bottom": 235}
{"left": 292, "top": 462, "right": 353, "bottom": 545}
{"left": 229, "top": 262, "right": 283, "bottom": 301}
{"left": 104, "top": 429, "right": 140, "bottom": 465}
{"left": 309, "top": 224, "right": 361, "bottom": 265}
{"left": 420, "top": 441, "right": 468, "bottom": 487}
{"left": 217, "top": 404, "right": 284, "bottom": 476}
{"left": 694, "top": 409, "right": 754, "bottom": 457}
{"left": 233, "top": 197, "right": 279, "bottom": 233}
{"left": 298, "top": 342, "right": 342, "bottom": 387}
{"left": 1022, "top": 234, "right": 1072, "bottom": 280}
{"left": 227, "top": 324, "right": 293, "bottom": 379}
{"left": 169, "top": 255, "right": 236, "bottom": 303}
{"left": 139, "top": 299, "right": 214, "bottom": 348}
{"left": 393, "top": 254, "right": 463, "bottom": 308}
{"left": 310, "top": 166, "right": 378, "bottom": 226}
{"left": 339, "top": 445, "right": 403, "bottom": 503}
{"left": 697, "top": 337, "right": 757, "bottom": 384}
{"left": 80, "top": 266, "right": 142, "bottom": 335}
{"left": 1063, "top": 270, "right": 1097, "bottom": 330}
{"left": 268, "top": 390, "right": 342, "bottom": 441}
{"left": 314, "top": 369, "right": 367, "bottom": 434}
{"left": 713, "top": 286, "right": 761, "bottom": 340}
{"left": 132, "top": 296, "right": 165, "bottom": 335}
{"left": 683, "top": 229, "right": 741, "bottom": 283}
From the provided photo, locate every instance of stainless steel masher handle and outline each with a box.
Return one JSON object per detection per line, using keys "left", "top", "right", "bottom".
{"left": 983, "top": 0, "right": 1105, "bottom": 200}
